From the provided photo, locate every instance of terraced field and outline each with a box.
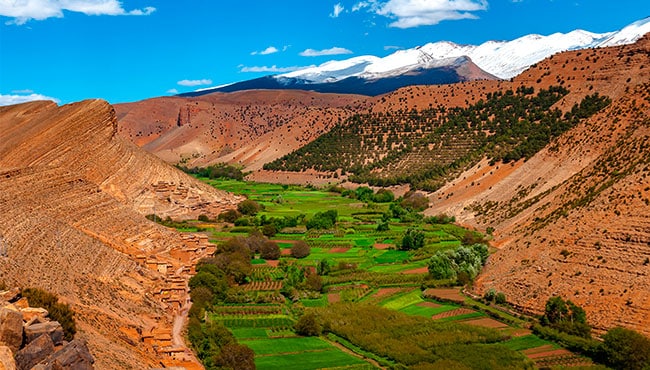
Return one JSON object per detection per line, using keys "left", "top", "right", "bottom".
{"left": 192, "top": 179, "right": 601, "bottom": 369}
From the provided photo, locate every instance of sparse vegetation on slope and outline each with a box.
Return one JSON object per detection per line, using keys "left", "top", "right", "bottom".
{"left": 264, "top": 87, "right": 610, "bottom": 190}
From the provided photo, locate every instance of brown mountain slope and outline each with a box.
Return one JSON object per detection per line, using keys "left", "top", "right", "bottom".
{"left": 0, "top": 100, "right": 239, "bottom": 369}
{"left": 424, "top": 36, "right": 650, "bottom": 334}
{"left": 115, "top": 90, "right": 370, "bottom": 170}
{"left": 0, "top": 100, "right": 240, "bottom": 220}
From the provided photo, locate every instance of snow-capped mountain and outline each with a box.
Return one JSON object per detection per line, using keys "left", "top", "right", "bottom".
{"left": 280, "top": 16, "right": 650, "bottom": 81}
{"left": 182, "top": 17, "right": 650, "bottom": 97}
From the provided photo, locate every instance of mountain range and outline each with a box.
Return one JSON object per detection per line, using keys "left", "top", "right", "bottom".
{"left": 181, "top": 17, "right": 650, "bottom": 97}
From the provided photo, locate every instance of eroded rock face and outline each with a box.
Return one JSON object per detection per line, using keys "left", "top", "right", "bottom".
{"left": 0, "top": 309, "right": 23, "bottom": 353}
{"left": 14, "top": 333, "right": 54, "bottom": 370}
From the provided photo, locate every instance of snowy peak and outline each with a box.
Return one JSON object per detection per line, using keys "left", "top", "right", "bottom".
{"left": 277, "top": 17, "right": 650, "bottom": 82}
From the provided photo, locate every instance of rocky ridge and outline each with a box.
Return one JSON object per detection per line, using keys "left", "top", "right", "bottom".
{"left": 0, "top": 100, "right": 240, "bottom": 368}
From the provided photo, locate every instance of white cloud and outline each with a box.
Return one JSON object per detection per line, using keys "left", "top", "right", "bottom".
{"left": 0, "top": 93, "right": 60, "bottom": 106}
{"left": 384, "top": 45, "right": 401, "bottom": 50}
{"left": 239, "top": 65, "right": 315, "bottom": 73}
{"left": 177, "top": 79, "right": 213, "bottom": 87}
{"left": 354, "top": 0, "right": 487, "bottom": 28}
{"left": 299, "top": 47, "right": 353, "bottom": 57}
{"left": 251, "top": 46, "right": 279, "bottom": 56}
{"left": 330, "top": 3, "right": 344, "bottom": 18}
{"left": 166, "top": 88, "right": 179, "bottom": 94}
{"left": 0, "top": 0, "right": 156, "bottom": 25}
{"left": 11, "top": 89, "right": 34, "bottom": 94}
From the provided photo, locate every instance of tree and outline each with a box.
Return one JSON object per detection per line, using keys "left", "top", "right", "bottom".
{"left": 317, "top": 259, "right": 331, "bottom": 276}
{"left": 306, "top": 210, "right": 338, "bottom": 230}
{"left": 400, "top": 191, "right": 429, "bottom": 211}
{"left": 218, "top": 209, "right": 242, "bottom": 223}
{"left": 372, "top": 189, "right": 395, "bottom": 203}
{"left": 304, "top": 271, "right": 323, "bottom": 292}
{"left": 542, "top": 296, "right": 591, "bottom": 338}
{"left": 600, "top": 327, "right": 650, "bottom": 370}
{"left": 215, "top": 343, "right": 256, "bottom": 370}
{"left": 355, "top": 186, "right": 374, "bottom": 202}
{"left": 237, "top": 199, "right": 261, "bottom": 216}
{"left": 291, "top": 241, "right": 311, "bottom": 258}
{"left": 261, "top": 223, "right": 277, "bottom": 238}
{"left": 376, "top": 221, "right": 390, "bottom": 231}
{"left": 294, "top": 312, "right": 322, "bottom": 336}
{"left": 400, "top": 228, "right": 425, "bottom": 250}
{"left": 259, "top": 240, "right": 281, "bottom": 260}
{"left": 428, "top": 253, "right": 455, "bottom": 279}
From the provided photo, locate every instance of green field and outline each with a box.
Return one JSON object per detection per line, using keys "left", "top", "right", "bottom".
{"left": 184, "top": 178, "right": 599, "bottom": 369}
{"left": 253, "top": 349, "right": 371, "bottom": 370}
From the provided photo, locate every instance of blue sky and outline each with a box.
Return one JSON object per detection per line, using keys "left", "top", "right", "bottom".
{"left": 0, "top": 0, "right": 647, "bottom": 105}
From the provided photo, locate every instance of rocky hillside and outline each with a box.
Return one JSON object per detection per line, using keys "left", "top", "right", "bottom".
{"left": 0, "top": 100, "right": 240, "bottom": 369}
{"left": 115, "top": 90, "right": 370, "bottom": 171}
{"left": 425, "top": 36, "right": 650, "bottom": 335}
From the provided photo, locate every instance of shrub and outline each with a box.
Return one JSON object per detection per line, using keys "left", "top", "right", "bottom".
{"left": 197, "top": 214, "right": 210, "bottom": 222}
{"left": 237, "top": 199, "right": 261, "bottom": 216}
{"left": 218, "top": 209, "right": 242, "bottom": 223}
{"left": 259, "top": 240, "right": 281, "bottom": 260}
{"left": 291, "top": 241, "right": 311, "bottom": 258}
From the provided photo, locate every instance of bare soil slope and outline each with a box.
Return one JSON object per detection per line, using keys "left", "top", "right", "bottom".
{"left": 0, "top": 100, "right": 240, "bottom": 368}
{"left": 115, "top": 90, "right": 370, "bottom": 171}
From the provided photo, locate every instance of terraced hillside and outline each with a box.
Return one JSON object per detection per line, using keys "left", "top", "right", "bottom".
{"left": 0, "top": 100, "right": 240, "bottom": 369}
{"left": 116, "top": 90, "right": 370, "bottom": 171}
{"left": 264, "top": 87, "right": 610, "bottom": 190}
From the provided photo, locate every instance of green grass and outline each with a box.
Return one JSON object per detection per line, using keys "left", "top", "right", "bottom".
{"left": 502, "top": 334, "right": 558, "bottom": 351}
{"left": 380, "top": 289, "right": 422, "bottom": 310}
{"left": 241, "top": 337, "right": 333, "bottom": 355}
{"left": 301, "top": 296, "right": 329, "bottom": 307}
{"left": 232, "top": 327, "right": 269, "bottom": 340}
{"left": 372, "top": 250, "right": 409, "bottom": 264}
{"left": 253, "top": 349, "right": 369, "bottom": 370}
{"left": 400, "top": 302, "right": 458, "bottom": 317}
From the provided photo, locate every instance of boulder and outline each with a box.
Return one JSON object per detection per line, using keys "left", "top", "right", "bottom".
{"left": 0, "top": 289, "right": 20, "bottom": 303}
{"left": 19, "top": 308, "right": 48, "bottom": 323}
{"left": 12, "top": 299, "right": 28, "bottom": 310}
{"left": 34, "top": 339, "right": 94, "bottom": 370}
{"left": 0, "top": 345, "right": 16, "bottom": 370}
{"left": 0, "top": 308, "right": 23, "bottom": 353}
{"left": 24, "top": 322, "right": 64, "bottom": 346}
{"left": 14, "top": 334, "right": 54, "bottom": 370}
